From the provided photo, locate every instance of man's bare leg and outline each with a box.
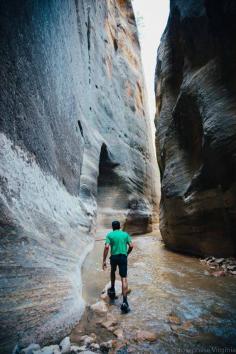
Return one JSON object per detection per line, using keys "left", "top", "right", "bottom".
{"left": 120, "top": 277, "right": 130, "bottom": 312}
{"left": 121, "top": 277, "right": 128, "bottom": 302}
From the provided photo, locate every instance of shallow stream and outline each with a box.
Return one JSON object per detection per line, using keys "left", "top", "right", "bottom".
{"left": 80, "top": 230, "right": 236, "bottom": 353}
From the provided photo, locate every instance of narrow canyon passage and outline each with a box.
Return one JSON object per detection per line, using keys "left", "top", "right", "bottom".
{"left": 76, "top": 231, "right": 236, "bottom": 353}
{"left": 1, "top": 0, "right": 236, "bottom": 353}
{"left": 96, "top": 144, "right": 128, "bottom": 229}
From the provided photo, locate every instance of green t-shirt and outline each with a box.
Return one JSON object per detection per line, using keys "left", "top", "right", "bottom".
{"left": 105, "top": 230, "right": 132, "bottom": 256}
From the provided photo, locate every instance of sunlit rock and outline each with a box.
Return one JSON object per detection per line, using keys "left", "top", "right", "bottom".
{"left": 0, "top": 0, "right": 158, "bottom": 352}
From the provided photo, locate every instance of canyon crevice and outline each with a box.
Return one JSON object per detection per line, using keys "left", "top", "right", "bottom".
{"left": 0, "top": 1, "right": 158, "bottom": 352}
{"left": 155, "top": 0, "right": 236, "bottom": 257}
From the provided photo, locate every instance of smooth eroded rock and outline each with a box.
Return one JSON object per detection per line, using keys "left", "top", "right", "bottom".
{"left": 0, "top": 0, "right": 159, "bottom": 352}
{"left": 155, "top": 0, "right": 236, "bottom": 257}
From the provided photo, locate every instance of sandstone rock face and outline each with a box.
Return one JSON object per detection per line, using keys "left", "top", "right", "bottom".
{"left": 0, "top": 1, "right": 158, "bottom": 352}
{"left": 155, "top": 0, "right": 236, "bottom": 257}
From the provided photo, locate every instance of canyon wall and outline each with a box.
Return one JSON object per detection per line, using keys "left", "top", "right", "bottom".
{"left": 155, "top": 0, "right": 236, "bottom": 257}
{"left": 0, "top": 1, "right": 158, "bottom": 352}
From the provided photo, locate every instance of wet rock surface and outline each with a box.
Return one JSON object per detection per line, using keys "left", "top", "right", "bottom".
{"left": 0, "top": 0, "right": 158, "bottom": 352}
{"left": 155, "top": 0, "right": 236, "bottom": 256}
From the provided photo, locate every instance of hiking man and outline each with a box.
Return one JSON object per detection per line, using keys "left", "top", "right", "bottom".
{"left": 102, "top": 220, "right": 133, "bottom": 313}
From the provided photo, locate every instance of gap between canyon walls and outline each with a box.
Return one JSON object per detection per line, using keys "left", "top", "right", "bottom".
{"left": 0, "top": 0, "right": 159, "bottom": 353}
{"left": 97, "top": 143, "right": 127, "bottom": 228}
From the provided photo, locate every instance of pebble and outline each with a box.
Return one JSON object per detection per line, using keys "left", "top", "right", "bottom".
{"left": 113, "top": 329, "right": 123, "bottom": 339}
{"left": 212, "top": 270, "right": 226, "bottom": 277}
{"left": 168, "top": 314, "right": 181, "bottom": 325}
{"left": 70, "top": 345, "right": 87, "bottom": 353}
{"left": 60, "top": 337, "right": 70, "bottom": 354}
{"left": 80, "top": 334, "right": 96, "bottom": 346}
{"left": 100, "top": 292, "right": 109, "bottom": 301}
{"left": 101, "top": 320, "right": 117, "bottom": 332}
{"left": 20, "top": 344, "right": 41, "bottom": 354}
{"left": 134, "top": 330, "right": 158, "bottom": 342}
{"left": 89, "top": 343, "right": 100, "bottom": 350}
{"left": 70, "top": 345, "right": 84, "bottom": 353}
{"left": 33, "top": 345, "right": 60, "bottom": 354}
{"left": 215, "top": 258, "right": 225, "bottom": 264}
{"left": 90, "top": 301, "right": 108, "bottom": 315}
{"left": 181, "top": 321, "right": 193, "bottom": 331}
{"left": 227, "top": 265, "right": 236, "bottom": 271}
{"left": 99, "top": 340, "right": 115, "bottom": 351}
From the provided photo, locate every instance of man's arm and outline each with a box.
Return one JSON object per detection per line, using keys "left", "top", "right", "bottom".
{"left": 126, "top": 232, "right": 133, "bottom": 255}
{"left": 102, "top": 244, "right": 109, "bottom": 270}
{"left": 127, "top": 241, "right": 133, "bottom": 255}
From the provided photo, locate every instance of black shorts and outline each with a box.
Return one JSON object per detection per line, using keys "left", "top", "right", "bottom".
{"left": 110, "top": 254, "right": 128, "bottom": 278}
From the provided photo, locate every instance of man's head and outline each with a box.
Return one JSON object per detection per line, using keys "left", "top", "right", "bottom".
{"left": 112, "top": 220, "right": 120, "bottom": 230}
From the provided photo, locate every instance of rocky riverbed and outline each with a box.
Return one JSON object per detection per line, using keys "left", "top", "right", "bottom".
{"left": 200, "top": 256, "right": 236, "bottom": 277}
{"left": 16, "top": 231, "right": 236, "bottom": 354}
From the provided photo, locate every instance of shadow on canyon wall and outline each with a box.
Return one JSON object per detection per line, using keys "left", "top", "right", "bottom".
{"left": 155, "top": 0, "right": 236, "bottom": 257}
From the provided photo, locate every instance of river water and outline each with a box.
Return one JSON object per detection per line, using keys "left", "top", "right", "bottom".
{"left": 81, "top": 230, "right": 236, "bottom": 353}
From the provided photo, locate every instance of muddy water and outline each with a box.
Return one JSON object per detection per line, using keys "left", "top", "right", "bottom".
{"left": 81, "top": 230, "right": 236, "bottom": 353}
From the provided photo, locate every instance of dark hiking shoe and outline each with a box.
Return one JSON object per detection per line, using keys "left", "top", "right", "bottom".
{"left": 120, "top": 302, "right": 130, "bottom": 314}
{"left": 107, "top": 287, "right": 116, "bottom": 300}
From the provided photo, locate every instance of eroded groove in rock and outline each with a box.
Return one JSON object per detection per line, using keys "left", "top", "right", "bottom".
{"left": 155, "top": 0, "right": 236, "bottom": 257}
{"left": 0, "top": 0, "right": 159, "bottom": 352}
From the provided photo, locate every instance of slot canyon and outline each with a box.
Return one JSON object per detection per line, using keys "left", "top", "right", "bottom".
{"left": 0, "top": 0, "right": 236, "bottom": 353}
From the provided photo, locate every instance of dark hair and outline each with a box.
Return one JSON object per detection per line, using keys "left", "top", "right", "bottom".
{"left": 112, "top": 220, "right": 120, "bottom": 230}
